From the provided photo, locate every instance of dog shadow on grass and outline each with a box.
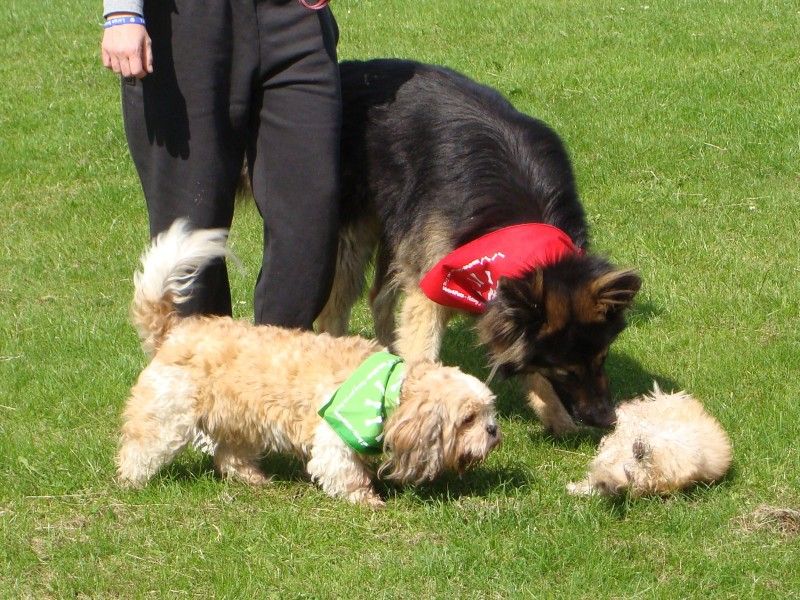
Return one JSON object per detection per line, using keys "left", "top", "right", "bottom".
{"left": 152, "top": 455, "right": 530, "bottom": 508}
{"left": 156, "top": 452, "right": 310, "bottom": 487}
{"left": 382, "top": 460, "right": 534, "bottom": 504}
{"left": 594, "top": 468, "right": 739, "bottom": 520}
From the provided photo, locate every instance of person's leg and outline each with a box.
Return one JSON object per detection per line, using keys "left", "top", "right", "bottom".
{"left": 122, "top": 0, "right": 258, "bottom": 316}
{"left": 249, "top": 1, "right": 341, "bottom": 328}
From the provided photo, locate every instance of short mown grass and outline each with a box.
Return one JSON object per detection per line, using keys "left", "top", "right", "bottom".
{"left": 1, "top": 0, "right": 798, "bottom": 597}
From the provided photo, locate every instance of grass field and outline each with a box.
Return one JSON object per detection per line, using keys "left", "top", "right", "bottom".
{"left": 1, "top": 0, "right": 799, "bottom": 597}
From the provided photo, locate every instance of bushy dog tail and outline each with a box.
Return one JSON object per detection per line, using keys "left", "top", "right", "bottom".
{"left": 131, "top": 219, "right": 229, "bottom": 357}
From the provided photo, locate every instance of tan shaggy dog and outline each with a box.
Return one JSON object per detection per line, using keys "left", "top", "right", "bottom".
{"left": 563, "top": 383, "right": 732, "bottom": 497}
{"left": 116, "top": 220, "right": 501, "bottom": 507}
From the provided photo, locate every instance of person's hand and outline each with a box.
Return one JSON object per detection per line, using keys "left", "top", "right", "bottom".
{"left": 101, "top": 15, "right": 153, "bottom": 79}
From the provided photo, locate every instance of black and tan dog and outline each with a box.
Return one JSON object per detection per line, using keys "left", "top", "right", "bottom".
{"left": 316, "top": 58, "right": 641, "bottom": 434}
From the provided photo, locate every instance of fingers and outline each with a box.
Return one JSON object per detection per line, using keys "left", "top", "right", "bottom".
{"left": 142, "top": 35, "right": 153, "bottom": 75}
{"left": 110, "top": 54, "right": 123, "bottom": 77}
{"left": 127, "top": 53, "right": 143, "bottom": 78}
{"left": 100, "top": 25, "right": 152, "bottom": 79}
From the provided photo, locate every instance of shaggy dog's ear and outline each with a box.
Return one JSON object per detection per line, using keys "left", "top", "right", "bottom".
{"left": 632, "top": 437, "right": 651, "bottom": 462}
{"left": 379, "top": 374, "right": 447, "bottom": 484}
{"left": 590, "top": 269, "right": 641, "bottom": 319}
{"left": 477, "top": 273, "right": 545, "bottom": 371}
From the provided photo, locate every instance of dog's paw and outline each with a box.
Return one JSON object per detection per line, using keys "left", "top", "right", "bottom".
{"left": 566, "top": 479, "right": 595, "bottom": 496}
{"left": 546, "top": 417, "right": 580, "bottom": 436}
{"left": 217, "top": 463, "right": 273, "bottom": 486}
{"left": 347, "top": 489, "right": 386, "bottom": 509}
{"left": 363, "top": 495, "right": 386, "bottom": 509}
{"left": 242, "top": 471, "right": 273, "bottom": 486}
{"left": 116, "top": 475, "right": 147, "bottom": 490}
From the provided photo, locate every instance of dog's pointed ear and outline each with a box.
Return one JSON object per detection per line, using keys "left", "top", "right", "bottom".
{"left": 477, "top": 273, "right": 545, "bottom": 371}
{"left": 484, "top": 272, "right": 546, "bottom": 332}
{"left": 591, "top": 269, "right": 641, "bottom": 318}
{"left": 496, "top": 272, "right": 544, "bottom": 314}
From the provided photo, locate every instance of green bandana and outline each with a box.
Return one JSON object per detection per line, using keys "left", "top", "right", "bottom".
{"left": 318, "top": 352, "right": 406, "bottom": 455}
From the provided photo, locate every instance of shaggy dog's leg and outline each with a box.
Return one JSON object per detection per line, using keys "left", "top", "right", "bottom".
{"left": 116, "top": 364, "right": 198, "bottom": 487}
{"left": 317, "top": 223, "right": 377, "bottom": 336}
{"left": 307, "top": 422, "right": 384, "bottom": 508}
{"left": 566, "top": 479, "right": 595, "bottom": 496}
{"left": 525, "top": 373, "right": 578, "bottom": 435}
{"left": 213, "top": 443, "right": 271, "bottom": 485}
{"left": 395, "top": 287, "right": 451, "bottom": 362}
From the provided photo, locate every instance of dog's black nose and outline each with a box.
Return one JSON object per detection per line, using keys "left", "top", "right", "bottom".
{"left": 486, "top": 424, "right": 498, "bottom": 437}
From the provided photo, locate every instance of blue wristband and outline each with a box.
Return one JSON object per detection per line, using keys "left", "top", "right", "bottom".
{"left": 103, "top": 15, "right": 146, "bottom": 28}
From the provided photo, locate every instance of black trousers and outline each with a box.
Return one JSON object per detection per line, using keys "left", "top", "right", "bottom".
{"left": 122, "top": 0, "right": 341, "bottom": 328}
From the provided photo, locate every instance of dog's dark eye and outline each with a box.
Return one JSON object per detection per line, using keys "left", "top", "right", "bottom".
{"left": 461, "top": 413, "right": 477, "bottom": 427}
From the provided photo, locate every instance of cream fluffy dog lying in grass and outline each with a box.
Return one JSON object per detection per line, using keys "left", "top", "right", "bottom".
{"left": 116, "top": 220, "right": 501, "bottom": 507}
{"left": 528, "top": 375, "right": 732, "bottom": 497}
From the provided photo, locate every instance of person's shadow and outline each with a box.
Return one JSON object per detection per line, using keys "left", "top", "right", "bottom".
{"left": 121, "top": 2, "right": 189, "bottom": 159}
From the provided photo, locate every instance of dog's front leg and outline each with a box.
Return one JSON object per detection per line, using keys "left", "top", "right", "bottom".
{"left": 307, "top": 422, "right": 385, "bottom": 508}
{"left": 566, "top": 479, "right": 596, "bottom": 496}
{"left": 524, "top": 373, "right": 579, "bottom": 436}
{"left": 213, "top": 443, "right": 272, "bottom": 485}
{"left": 395, "top": 287, "right": 451, "bottom": 361}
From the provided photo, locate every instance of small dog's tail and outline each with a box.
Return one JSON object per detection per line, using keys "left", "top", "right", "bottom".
{"left": 131, "top": 219, "right": 229, "bottom": 357}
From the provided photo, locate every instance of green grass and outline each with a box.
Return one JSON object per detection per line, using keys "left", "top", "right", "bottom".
{"left": 2, "top": 0, "right": 799, "bottom": 597}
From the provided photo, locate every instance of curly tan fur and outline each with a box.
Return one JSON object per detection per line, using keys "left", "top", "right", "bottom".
{"left": 567, "top": 385, "right": 732, "bottom": 497}
{"left": 117, "top": 222, "right": 501, "bottom": 507}
{"left": 130, "top": 219, "right": 229, "bottom": 357}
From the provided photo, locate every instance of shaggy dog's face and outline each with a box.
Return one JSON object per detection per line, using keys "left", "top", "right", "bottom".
{"left": 381, "top": 364, "right": 500, "bottom": 484}
{"left": 567, "top": 437, "right": 657, "bottom": 497}
{"left": 588, "top": 437, "right": 650, "bottom": 496}
{"left": 439, "top": 370, "right": 502, "bottom": 474}
{"left": 478, "top": 255, "right": 641, "bottom": 429}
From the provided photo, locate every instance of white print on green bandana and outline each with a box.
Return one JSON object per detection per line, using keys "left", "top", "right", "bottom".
{"left": 318, "top": 352, "right": 406, "bottom": 455}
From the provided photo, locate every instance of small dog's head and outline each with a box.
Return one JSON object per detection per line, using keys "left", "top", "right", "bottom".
{"left": 379, "top": 362, "right": 500, "bottom": 484}
{"left": 568, "top": 436, "right": 660, "bottom": 497}
{"left": 477, "top": 254, "right": 641, "bottom": 428}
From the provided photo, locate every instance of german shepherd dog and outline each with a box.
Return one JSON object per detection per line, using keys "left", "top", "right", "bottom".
{"left": 317, "top": 59, "right": 641, "bottom": 434}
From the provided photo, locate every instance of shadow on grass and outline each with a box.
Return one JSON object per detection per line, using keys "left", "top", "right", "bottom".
{"left": 533, "top": 426, "right": 606, "bottom": 449}
{"left": 377, "top": 463, "right": 533, "bottom": 505}
{"left": 155, "top": 452, "right": 311, "bottom": 487}
{"left": 598, "top": 476, "right": 737, "bottom": 520}
{"left": 155, "top": 449, "right": 531, "bottom": 506}
{"left": 572, "top": 461, "right": 738, "bottom": 520}
{"left": 627, "top": 297, "right": 663, "bottom": 328}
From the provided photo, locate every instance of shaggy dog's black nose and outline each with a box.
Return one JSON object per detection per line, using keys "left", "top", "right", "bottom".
{"left": 486, "top": 424, "right": 498, "bottom": 437}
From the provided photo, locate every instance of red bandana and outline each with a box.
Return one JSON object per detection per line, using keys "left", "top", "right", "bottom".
{"left": 419, "top": 223, "right": 581, "bottom": 314}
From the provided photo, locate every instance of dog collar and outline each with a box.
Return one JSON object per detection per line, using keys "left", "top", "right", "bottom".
{"left": 419, "top": 223, "right": 582, "bottom": 313}
{"left": 318, "top": 352, "right": 406, "bottom": 455}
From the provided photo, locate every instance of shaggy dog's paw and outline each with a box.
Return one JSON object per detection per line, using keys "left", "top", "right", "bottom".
{"left": 348, "top": 489, "right": 386, "bottom": 509}
{"left": 363, "top": 495, "right": 386, "bottom": 509}
{"left": 566, "top": 479, "right": 594, "bottom": 496}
